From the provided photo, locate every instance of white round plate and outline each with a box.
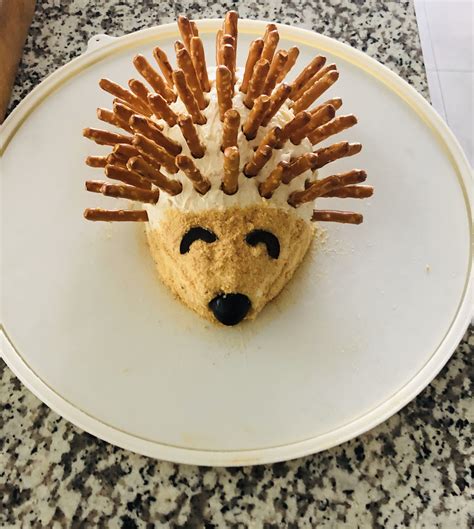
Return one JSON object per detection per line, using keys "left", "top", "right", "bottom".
{"left": 1, "top": 20, "right": 472, "bottom": 466}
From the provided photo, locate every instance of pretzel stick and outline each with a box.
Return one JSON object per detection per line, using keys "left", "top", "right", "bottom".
{"left": 216, "top": 66, "right": 233, "bottom": 121}
{"left": 112, "top": 101, "right": 142, "bottom": 130}
{"left": 290, "top": 103, "right": 336, "bottom": 144}
{"left": 127, "top": 157, "right": 182, "bottom": 195}
{"left": 224, "top": 11, "right": 238, "bottom": 48}
{"left": 133, "top": 133, "right": 179, "bottom": 174}
{"left": 86, "top": 180, "right": 108, "bottom": 193}
{"left": 291, "top": 70, "right": 339, "bottom": 114}
{"left": 292, "top": 64, "right": 337, "bottom": 102}
{"left": 311, "top": 97, "right": 343, "bottom": 114}
{"left": 282, "top": 153, "right": 318, "bottom": 184}
{"left": 221, "top": 42, "right": 235, "bottom": 89}
{"left": 261, "top": 83, "right": 291, "bottom": 126}
{"left": 190, "top": 20, "right": 199, "bottom": 36}
{"left": 172, "top": 69, "right": 206, "bottom": 125}
{"left": 98, "top": 183, "right": 160, "bottom": 204}
{"left": 311, "top": 210, "right": 363, "bottom": 224}
{"left": 176, "top": 47, "right": 207, "bottom": 109}
{"left": 313, "top": 142, "right": 362, "bottom": 169}
{"left": 243, "top": 58, "right": 270, "bottom": 108}
{"left": 96, "top": 108, "right": 132, "bottom": 133}
{"left": 129, "top": 114, "right": 182, "bottom": 156}
{"left": 83, "top": 128, "right": 132, "bottom": 146}
{"left": 177, "top": 114, "right": 205, "bottom": 158}
{"left": 274, "top": 111, "right": 311, "bottom": 148}
{"left": 308, "top": 114, "right": 358, "bottom": 145}
{"left": 276, "top": 46, "right": 299, "bottom": 83}
{"left": 288, "top": 169, "right": 367, "bottom": 206}
{"left": 222, "top": 146, "right": 240, "bottom": 195}
{"left": 128, "top": 79, "right": 153, "bottom": 111}
{"left": 263, "top": 50, "right": 288, "bottom": 95}
{"left": 86, "top": 156, "right": 108, "bottom": 168}
{"left": 132, "top": 54, "right": 176, "bottom": 103}
{"left": 99, "top": 78, "right": 151, "bottom": 116}
{"left": 259, "top": 161, "right": 287, "bottom": 198}
{"left": 153, "top": 47, "right": 174, "bottom": 88}
{"left": 264, "top": 23, "right": 277, "bottom": 37}
{"left": 176, "top": 154, "right": 211, "bottom": 194}
{"left": 113, "top": 143, "right": 140, "bottom": 160}
{"left": 147, "top": 93, "right": 179, "bottom": 127}
{"left": 104, "top": 163, "right": 152, "bottom": 189}
{"left": 289, "top": 55, "right": 326, "bottom": 99}
{"left": 190, "top": 37, "right": 210, "bottom": 92}
{"left": 244, "top": 144, "right": 273, "bottom": 177}
{"left": 321, "top": 185, "right": 373, "bottom": 199}
{"left": 84, "top": 209, "right": 149, "bottom": 222}
{"left": 222, "top": 109, "right": 240, "bottom": 151}
{"left": 216, "top": 29, "right": 223, "bottom": 66}
{"left": 261, "top": 29, "right": 279, "bottom": 63}
{"left": 113, "top": 143, "right": 160, "bottom": 171}
{"left": 240, "top": 39, "right": 264, "bottom": 93}
{"left": 258, "top": 126, "right": 281, "bottom": 149}
{"left": 178, "top": 15, "right": 193, "bottom": 51}
{"left": 242, "top": 95, "right": 271, "bottom": 140}
{"left": 106, "top": 153, "right": 127, "bottom": 167}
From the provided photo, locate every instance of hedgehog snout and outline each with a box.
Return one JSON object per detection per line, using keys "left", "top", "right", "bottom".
{"left": 208, "top": 293, "right": 251, "bottom": 326}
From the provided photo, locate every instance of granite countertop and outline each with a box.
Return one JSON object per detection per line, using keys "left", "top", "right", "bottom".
{"left": 1, "top": 1, "right": 472, "bottom": 527}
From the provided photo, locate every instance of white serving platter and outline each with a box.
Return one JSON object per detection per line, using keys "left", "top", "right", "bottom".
{"left": 1, "top": 19, "right": 472, "bottom": 466}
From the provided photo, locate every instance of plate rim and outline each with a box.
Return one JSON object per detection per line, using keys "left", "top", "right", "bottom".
{"left": 1, "top": 19, "right": 473, "bottom": 466}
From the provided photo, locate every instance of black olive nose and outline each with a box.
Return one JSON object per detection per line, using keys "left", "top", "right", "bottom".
{"left": 208, "top": 293, "right": 251, "bottom": 326}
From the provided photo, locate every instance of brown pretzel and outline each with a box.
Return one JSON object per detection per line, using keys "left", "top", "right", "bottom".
{"left": 221, "top": 42, "right": 236, "bottom": 89}
{"left": 99, "top": 183, "right": 160, "bottom": 204}
{"left": 190, "top": 20, "right": 199, "bottom": 36}
{"left": 282, "top": 153, "right": 318, "bottom": 184}
{"left": 222, "top": 108, "right": 240, "bottom": 151}
{"left": 176, "top": 47, "right": 207, "bottom": 110}
{"left": 276, "top": 46, "right": 299, "bottom": 83}
{"left": 176, "top": 154, "right": 210, "bottom": 194}
{"left": 127, "top": 157, "right": 182, "bottom": 195}
{"left": 222, "top": 146, "right": 240, "bottom": 195}
{"left": 311, "top": 98, "right": 343, "bottom": 114}
{"left": 261, "top": 83, "right": 291, "bottom": 126}
{"left": 263, "top": 50, "right": 288, "bottom": 95}
{"left": 311, "top": 210, "right": 363, "bottom": 224}
{"left": 172, "top": 69, "right": 206, "bottom": 125}
{"left": 275, "top": 111, "right": 311, "bottom": 148}
{"left": 85, "top": 180, "right": 107, "bottom": 192}
{"left": 292, "top": 64, "right": 337, "bottom": 102}
{"left": 84, "top": 208, "right": 149, "bottom": 222}
{"left": 96, "top": 108, "right": 132, "bottom": 133}
{"left": 261, "top": 29, "right": 279, "bottom": 63}
{"left": 128, "top": 79, "right": 153, "bottom": 111}
{"left": 290, "top": 103, "right": 336, "bottom": 144}
{"left": 113, "top": 143, "right": 140, "bottom": 160}
{"left": 177, "top": 114, "right": 205, "bottom": 158}
{"left": 308, "top": 114, "right": 358, "bottom": 145}
{"left": 99, "top": 78, "right": 151, "bottom": 116}
{"left": 152, "top": 47, "right": 174, "bottom": 88}
{"left": 258, "top": 126, "right": 281, "bottom": 150}
{"left": 177, "top": 15, "right": 193, "bottom": 51}
{"left": 321, "top": 185, "right": 373, "bottom": 199}
{"left": 258, "top": 161, "right": 287, "bottom": 198}
{"left": 147, "top": 93, "right": 179, "bottom": 127}
{"left": 190, "top": 36, "right": 210, "bottom": 92}
{"left": 289, "top": 55, "right": 326, "bottom": 99}
{"left": 291, "top": 70, "right": 339, "bottom": 114}
{"left": 104, "top": 163, "right": 152, "bottom": 189}
{"left": 243, "top": 58, "right": 270, "bottom": 108}
{"left": 132, "top": 54, "right": 176, "bottom": 103}
{"left": 83, "top": 127, "right": 132, "bottom": 146}
{"left": 106, "top": 153, "right": 127, "bottom": 167}
{"left": 240, "top": 39, "right": 264, "bottom": 93}
{"left": 244, "top": 144, "right": 273, "bottom": 177}
{"left": 129, "top": 114, "right": 182, "bottom": 156}
{"left": 242, "top": 94, "right": 271, "bottom": 140}
{"left": 216, "top": 66, "right": 233, "bottom": 121}
{"left": 313, "top": 141, "right": 362, "bottom": 169}
{"left": 216, "top": 29, "right": 223, "bottom": 66}
{"left": 112, "top": 101, "right": 139, "bottom": 130}
{"left": 85, "top": 155, "right": 108, "bottom": 168}
{"left": 288, "top": 169, "right": 367, "bottom": 206}
{"left": 133, "top": 133, "right": 179, "bottom": 174}
{"left": 224, "top": 11, "right": 238, "bottom": 47}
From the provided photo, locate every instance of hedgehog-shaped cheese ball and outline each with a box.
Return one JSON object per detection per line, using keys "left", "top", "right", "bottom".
{"left": 83, "top": 11, "right": 373, "bottom": 326}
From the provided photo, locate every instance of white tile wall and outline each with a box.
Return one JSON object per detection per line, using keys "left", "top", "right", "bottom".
{"left": 414, "top": 0, "right": 473, "bottom": 166}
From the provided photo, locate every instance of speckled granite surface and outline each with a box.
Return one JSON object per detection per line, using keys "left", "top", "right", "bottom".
{"left": 1, "top": 1, "right": 473, "bottom": 527}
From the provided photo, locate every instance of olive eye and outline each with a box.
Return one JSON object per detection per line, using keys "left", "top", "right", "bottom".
{"left": 180, "top": 227, "right": 218, "bottom": 254}
{"left": 245, "top": 229, "right": 280, "bottom": 259}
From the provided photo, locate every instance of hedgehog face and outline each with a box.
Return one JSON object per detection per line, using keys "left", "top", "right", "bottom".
{"left": 146, "top": 205, "right": 313, "bottom": 324}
